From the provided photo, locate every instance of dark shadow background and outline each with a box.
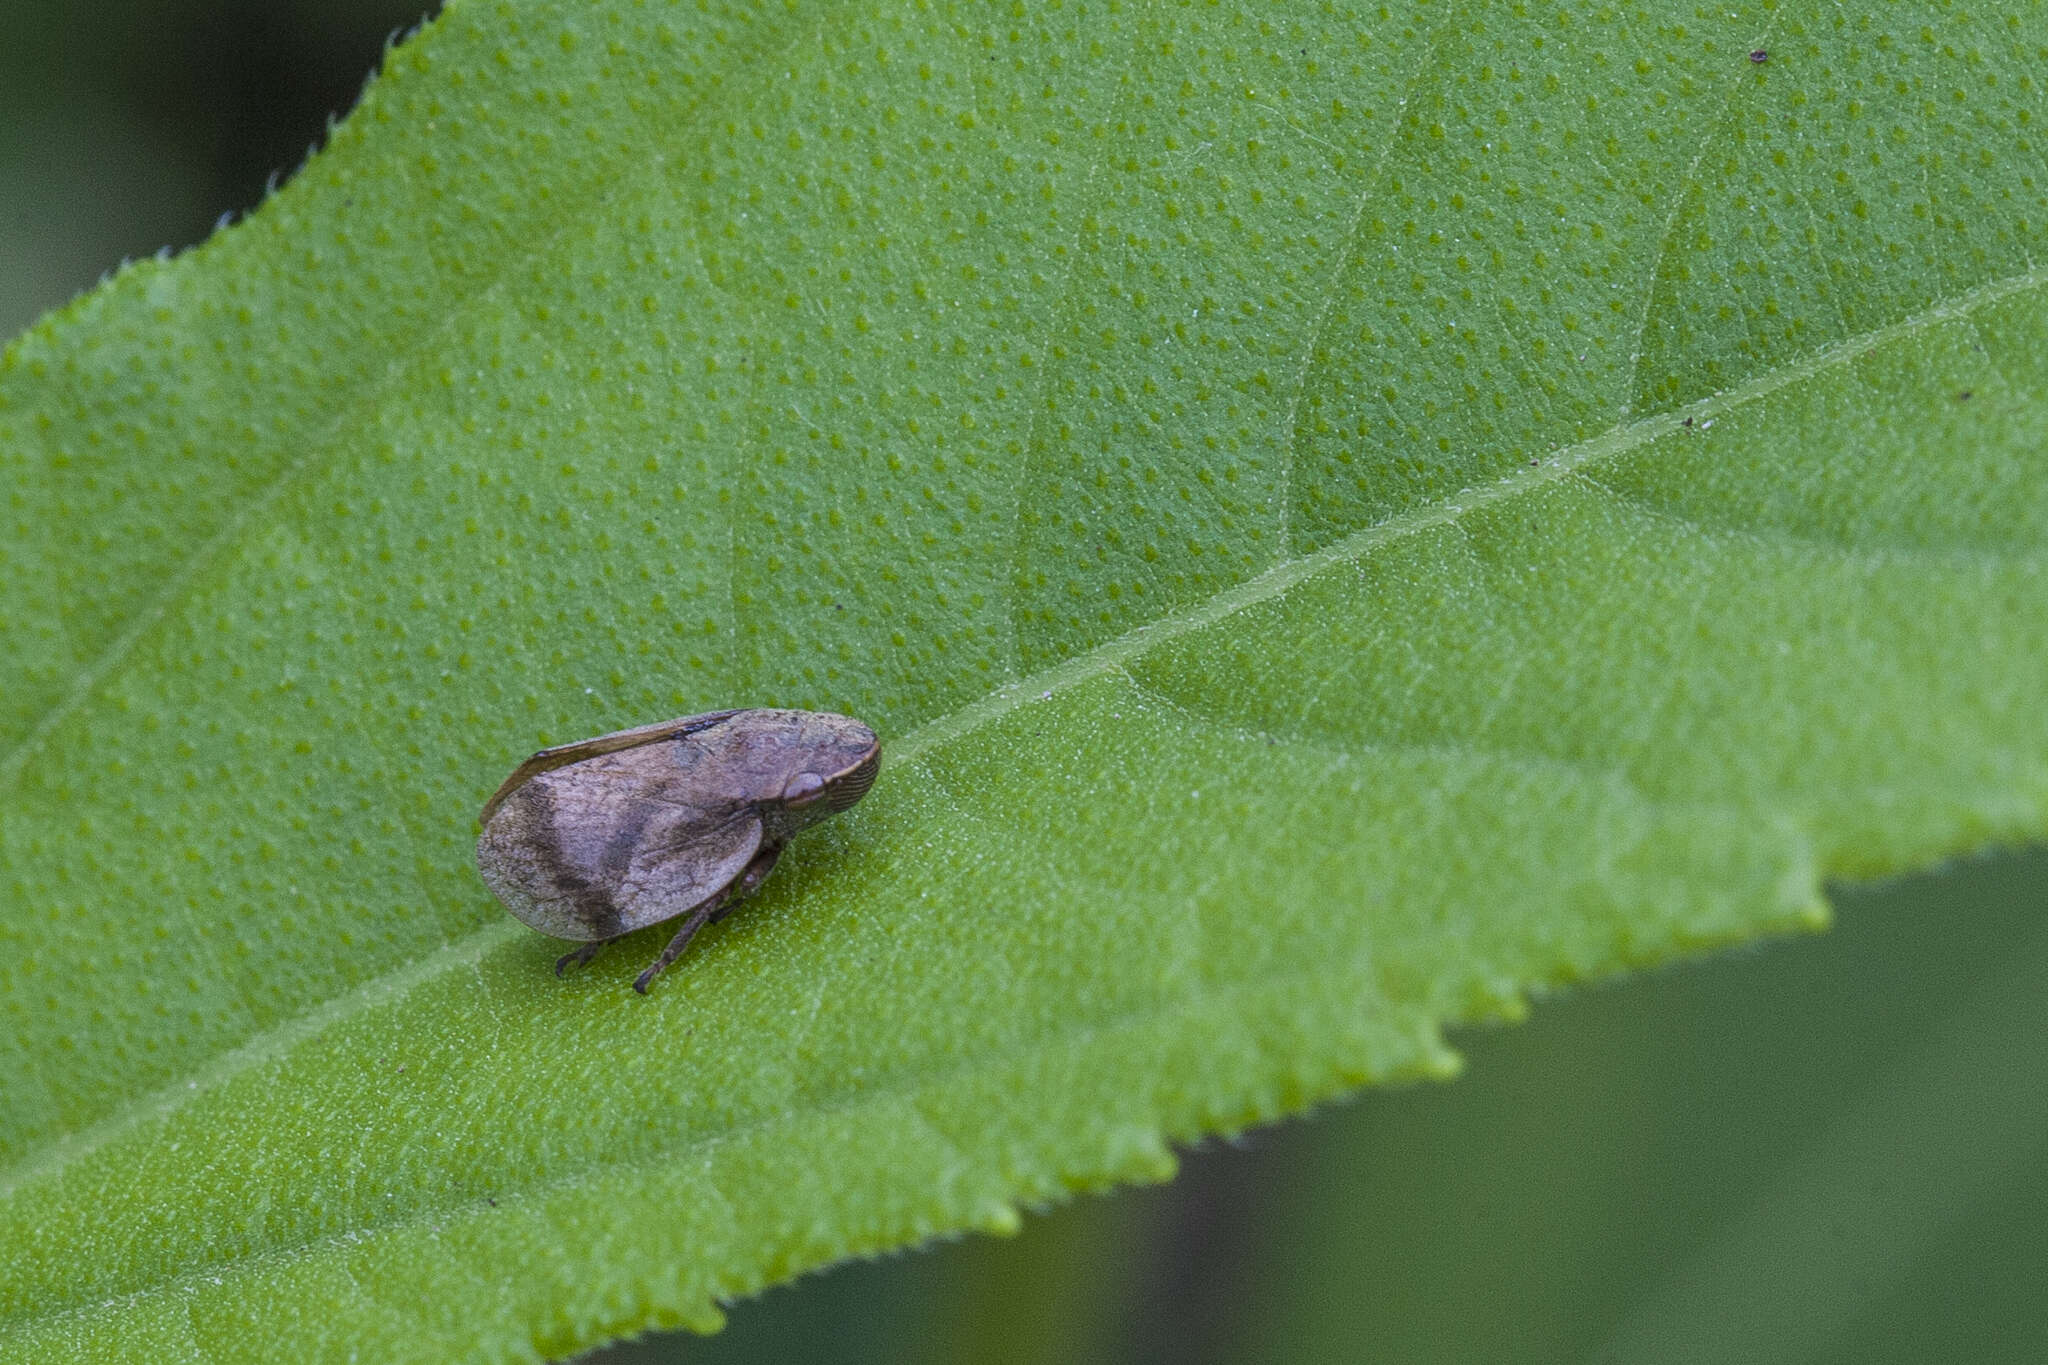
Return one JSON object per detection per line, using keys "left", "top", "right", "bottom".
{"left": 0, "top": 0, "right": 433, "bottom": 336}
{"left": 6, "top": 6, "right": 2046, "bottom": 1361}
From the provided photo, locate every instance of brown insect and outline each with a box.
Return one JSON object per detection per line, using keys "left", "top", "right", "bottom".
{"left": 476, "top": 709, "right": 881, "bottom": 992}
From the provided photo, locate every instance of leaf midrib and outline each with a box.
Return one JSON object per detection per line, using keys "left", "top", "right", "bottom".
{"left": 5, "top": 261, "right": 2035, "bottom": 1216}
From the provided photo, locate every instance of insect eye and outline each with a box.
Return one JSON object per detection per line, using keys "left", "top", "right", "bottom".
{"left": 781, "top": 771, "right": 827, "bottom": 807}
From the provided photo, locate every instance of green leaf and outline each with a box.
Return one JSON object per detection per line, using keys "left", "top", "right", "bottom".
{"left": 3, "top": 0, "right": 2045, "bottom": 1359}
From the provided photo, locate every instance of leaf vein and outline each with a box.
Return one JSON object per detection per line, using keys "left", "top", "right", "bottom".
{"left": 1621, "top": 14, "right": 1779, "bottom": 416}
{"left": 1274, "top": 14, "right": 1454, "bottom": 557}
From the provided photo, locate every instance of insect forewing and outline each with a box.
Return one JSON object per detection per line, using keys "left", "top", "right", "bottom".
{"left": 612, "top": 808, "right": 765, "bottom": 934}
{"left": 476, "top": 743, "right": 766, "bottom": 940}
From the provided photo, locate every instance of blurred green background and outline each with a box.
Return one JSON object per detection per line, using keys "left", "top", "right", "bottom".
{"left": 5, "top": 4, "right": 2045, "bottom": 1361}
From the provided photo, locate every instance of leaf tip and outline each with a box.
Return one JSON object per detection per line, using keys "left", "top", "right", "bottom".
{"left": 1796, "top": 897, "right": 1833, "bottom": 933}
{"left": 976, "top": 1202, "right": 1023, "bottom": 1237}
{"left": 1101, "top": 1127, "right": 1179, "bottom": 1187}
{"left": 679, "top": 1301, "right": 728, "bottom": 1336}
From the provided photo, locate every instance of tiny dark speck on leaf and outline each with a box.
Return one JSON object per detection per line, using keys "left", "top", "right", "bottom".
{"left": 1958, "top": 390, "right": 1973, "bottom": 400}
{"left": 487, "top": 1198, "right": 497, "bottom": 1207}
{"left": 1749, "top": 48, "right": 1768, "bottom": 63}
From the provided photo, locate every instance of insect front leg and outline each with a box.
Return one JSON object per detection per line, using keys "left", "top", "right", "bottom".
{"left": 707, "top": 840, "right": 785, "bottom": 924}
{"left": 555, "top": 936, "right": 621, "bottom": 976}
{"left": 633, "top": 842, "right": 785, "bottom": 993}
